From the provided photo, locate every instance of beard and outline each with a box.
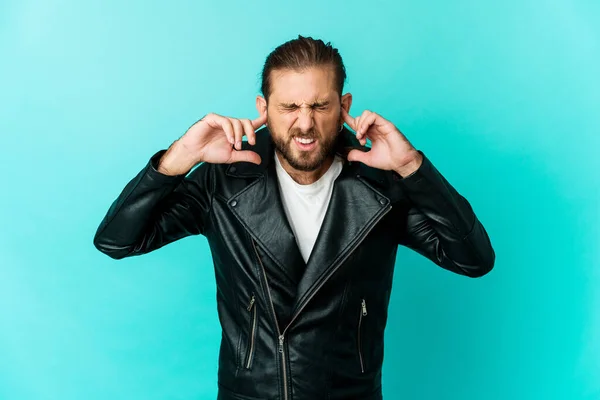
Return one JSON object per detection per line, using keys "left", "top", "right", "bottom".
{"left": 269, "top": 121, "right": 339, "bottom": 172}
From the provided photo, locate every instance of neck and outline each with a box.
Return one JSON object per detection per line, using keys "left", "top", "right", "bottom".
{"left": 276, "top": 152, "right": 335, "bottom": 185}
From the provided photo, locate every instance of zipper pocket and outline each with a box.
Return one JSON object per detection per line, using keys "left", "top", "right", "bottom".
{"left": 358, "top": 298, "right": 368, "bottom": 373}
{"left": 244, "top": 293, "right": 257, "bottom": 369}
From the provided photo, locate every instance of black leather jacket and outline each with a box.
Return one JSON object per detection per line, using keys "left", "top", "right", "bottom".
{"left": 94, "top": 126, "right": 495, "bottom": 400}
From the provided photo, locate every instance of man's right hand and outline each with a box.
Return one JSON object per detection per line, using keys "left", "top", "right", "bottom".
{"left": 158, "top": 113, "right": 267, "bottom": 176}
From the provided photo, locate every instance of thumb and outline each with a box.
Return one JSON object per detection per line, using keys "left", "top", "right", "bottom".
{"left": 230, "top": 150, "right": 262, "bottom": 165}
{"left": 347, "top": 149, "right": 369, "bottom": 164}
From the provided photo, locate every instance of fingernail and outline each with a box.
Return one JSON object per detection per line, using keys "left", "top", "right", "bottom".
{"left": 236, "top": 141, "right": 241, "bottom": 149}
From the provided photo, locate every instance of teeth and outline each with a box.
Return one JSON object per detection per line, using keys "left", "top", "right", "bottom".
{"left": 295, "top": 137, "right": 315, "bottom": 144}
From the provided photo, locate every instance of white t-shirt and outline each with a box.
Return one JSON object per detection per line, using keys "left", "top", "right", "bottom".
{"left": 274, "top": 151, "right": 344, "bottom": 263}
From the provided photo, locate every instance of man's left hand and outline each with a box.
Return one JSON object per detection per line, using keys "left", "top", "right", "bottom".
{"left": 342, "top": 108, "right": 423, "bottom": 178}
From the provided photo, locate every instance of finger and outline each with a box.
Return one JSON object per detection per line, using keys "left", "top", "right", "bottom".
{"left": 341, "top": 108, "right": 356, "bottom": 130}
{"left": 355, "top": 125, "right": 367, "bottom": 146}
{"left": 356, "top": 110, "right": 371, "bottom": 137}
{"left": 252, "top": 113, "right": 267, "bottom": 129}
{"left": 347, "top": 148, "right": 371, "bottom": 165}
{"left": 358, "top": 111, "right": 377, "bottom": 138}
{"left": 241, "top": 119, "right": 256, "bottom": 146}
{"left": 358, "top": 133, "right": 367, "bottom": 147}
{"left": 230, "top": 150, "right": 262, "bottom": 165}
{"left": 231, "top": 118, "right": 244, "bottom": 150}
{"left": 211, "top": 114, "right": 235, "bottom": 145}
{"left": 354, "top": 115, "right": 362, "bottom": 136}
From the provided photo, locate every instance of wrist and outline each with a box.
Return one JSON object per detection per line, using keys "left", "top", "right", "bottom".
{"left": 393, "top": 150, "right": 423, "bottom": 178}
{"left": 157, "top": 140, "right": 198, "bottom": 176}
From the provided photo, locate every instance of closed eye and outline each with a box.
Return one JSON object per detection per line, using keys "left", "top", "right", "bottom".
{"left": 279, "top": 102, "right": 330, "bottom": 112}
{"left": 280, "top": 104, "right": 299, "bottom": 112}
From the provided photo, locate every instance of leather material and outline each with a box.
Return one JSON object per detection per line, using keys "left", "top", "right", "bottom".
{"left": 94, "top": 126, "right": 495, "bottom": 399}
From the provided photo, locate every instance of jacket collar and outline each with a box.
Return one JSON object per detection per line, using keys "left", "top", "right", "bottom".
{"left": 226, "top": 126, "right": 392, "bottom": 319}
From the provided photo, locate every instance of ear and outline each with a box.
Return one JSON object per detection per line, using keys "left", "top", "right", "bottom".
{"left": 256, "top": 95, "right": 267, "bottom": 124}
{"left": 340, "top": 93, "right": 353, "bottom": 125}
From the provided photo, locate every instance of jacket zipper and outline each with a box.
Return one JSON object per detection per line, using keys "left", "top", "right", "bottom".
{"left": 244, "top": 293, "right": 257, "bottom": 369}
{"left": 281, "top": 204, "right": 391, "bottom": 337}
{"left": 358, "top": 298, "right": 368, "bottom": 373}
{"left": 252, "top": 203, "right": 391, "bottom": 400}
{"left": 251, "top": 239, "right": 288, "bottom": 400}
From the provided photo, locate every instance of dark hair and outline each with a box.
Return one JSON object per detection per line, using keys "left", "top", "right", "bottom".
{"left": 260, "top": 35, "right": 347, "bottom": 102}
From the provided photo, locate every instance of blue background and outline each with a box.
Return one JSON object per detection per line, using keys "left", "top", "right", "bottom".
{"left": 1, "top": 0, "right": 599, "bottom": 399}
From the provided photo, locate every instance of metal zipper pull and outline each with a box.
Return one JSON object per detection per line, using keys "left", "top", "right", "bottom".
{"left": 278, "top": 335, "right": 285, "bottom": 353}
{"left": 362, "top": 299, "right": 368, "bottom": 316}
{"left": 247, "top": 294, "right": 256, "bottom": 311}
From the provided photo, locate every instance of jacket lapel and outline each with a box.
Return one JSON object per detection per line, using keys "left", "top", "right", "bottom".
{"left": 291, "top": 159, "right": 391, "bottom": 315}
{"left": 226, "top": 127, "right": 306, "bottom": 282}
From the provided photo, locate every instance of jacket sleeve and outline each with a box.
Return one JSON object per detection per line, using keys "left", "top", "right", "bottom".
{"left": 93, "top": 150, "right": 213, "bottom": 260}
{"left": 394, "top": 150, "right": 495, "bottom": 277}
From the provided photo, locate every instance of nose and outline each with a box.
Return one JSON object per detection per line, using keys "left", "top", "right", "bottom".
{"left": 296, "top": 106, "right": 315, "bottom": 133}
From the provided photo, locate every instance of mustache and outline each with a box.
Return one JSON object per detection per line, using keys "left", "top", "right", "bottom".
{"left": 290, "top": 129, "right": 319, "bottom": 139}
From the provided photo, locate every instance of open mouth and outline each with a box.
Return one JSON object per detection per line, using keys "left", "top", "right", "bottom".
{"left": 293, "top": 137, "right": 317, "bottom": 151}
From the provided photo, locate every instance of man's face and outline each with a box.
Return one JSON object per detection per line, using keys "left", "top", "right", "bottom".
{"left": 264, "top": 66, "right": 343, "bottom": 172}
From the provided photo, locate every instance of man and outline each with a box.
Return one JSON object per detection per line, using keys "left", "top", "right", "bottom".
{"left": 94, "top": 35, "right": 495, "bottom": 400}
